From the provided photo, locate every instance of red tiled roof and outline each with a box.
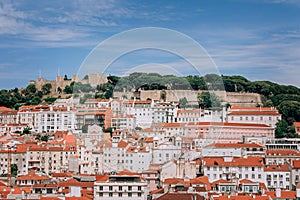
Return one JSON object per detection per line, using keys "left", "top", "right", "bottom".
{"left": 293, "top": 160, "right": 300, "bottom": 168}
{"left": 40, "top": 197, "right": 61, "bottom": 200}
{"left": 266, "top": 191, "right": 296, "bottom": 199}
{"left": 203, "top": 157, "right": 264, "bottom": 167}
{"left": 65, "top": 197, "right": 91, "bottom": 200}
{"left": 190, "top": 176, "right": 211, "bottom": 190}
{"left": 206, "top": 143, "right": 265, "bottom": 149}
{"left": 161, "top": 123, "right": 184, "bottom": 128}
{"left": 17, "top": 171, "right": 50, "bottom": 181}
{"left": 239, "top": 179, "right": 255, "bottom": 184}
{"left": 228, "top": 111, "right": 280, "bottom": 115}
{"left": 187, "top": 122, "right": 271, "bottom": 128}
{"left": 294, "top": 122, "right": 300, "bottom": 127}
{"left": 95, "top": 174, "right": 109, "bottom": 182}
{"left": 118, "top": 140, "right": 129, "bottom": 148}
{"left": 211, "top": 179, "right": 231, "bottom": 187}
{"left": 32, "top": 183, "right": 57, "bottom": 188}
{"left": 153, "top": 193, "right": 204, "bottom": 200}
{"left": 52, "top": 172, "right": 73, "bottom": 177}
{"left": 164, "top": 178, "right": 185, "bottom": 185}
{"left": 117, "top": 170, "right": 141, "bottom": 176}
{"left": 214, "top": 195, "right": 269, "bottom": 200}
{"left": 230, "top": 106, "right": 278, "bottom": 111}
{"left": 145, "top": 137, "right": 154, "bottom": 143}
{"left": 58, "top": 178, "right": 94, "bottom": 187}
{"left": 0, "top": 106, "right": 12, "bottom": 111}
{"left": 150, "top": 188, "right": 164, "bottom": 194}
{"left": 264, "top": 164, "right": 290, "bottom": 172}
{"left": 266, "top": 149, "right": 300, "bottom": 156}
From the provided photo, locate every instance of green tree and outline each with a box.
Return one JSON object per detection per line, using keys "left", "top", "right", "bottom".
{"left": 41, "top": 135, "right": 49, "bottom": 142}
{"left": 64, "top": 85, "right": 73, "bottom": 94}
{"left": 198, "top": 92, "right": 222, "bottom": 109}
{"left": 22, "top": 127, "right": 32, "bottom": 135}
{"left": 107, "top": 75, "right": 120, "bottom": 85}
{"left": 82, "top": 125, "right": 88, "bottom": 133}
{"left": 23, "top": 84, "right": 37, "bottom": 95}
{"left": 44, "top": 97, "right": 57, "bottom": 104}
{"left": 275, "top": 119, "right": 296, "bottom": 138}
{"left": 41, "top": 83, "right": 52, "bottom": 95}
{"left": 179, "top": 97, "right": 188, "bottom": 108}
{"left": 11, "top": 164, "right": 18, "bottom": 177}
{"left": 278, "top": 101, "right": 300, "bottom": 124}
{"left": 57, "top": 87, "right": 62, "bottom": 94}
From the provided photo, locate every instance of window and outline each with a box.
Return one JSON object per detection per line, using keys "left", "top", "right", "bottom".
{"left": 99, "top": 186, "right": 103, "bottom": 191}
{"left": 138, "top": 193, "right": 142, "bottom": 197}
{"left": 128, "top": 193, "right": 132, "bottom": 197}
{"left": 252, "top": 174, "right": 255, "bottom": 179}
{"left": 99, "top": 193, "right": 103, "bottom": 197}
{"left": 118, "top": 193, "right": 122, "bottom": 197}
{"left": 128, "top": 186, "right": 132, "bottom": 191}
{"left": 109, "top": 193, "right": 113, "bottom": 197}
{"left": 109, "top": 186, "right": 113, "bottom": 191}
{"left": 138, "top": 186, "right": 142, "bottom": 191}
{"left": 119, "top": 186, "right": 122, "bottom": 191}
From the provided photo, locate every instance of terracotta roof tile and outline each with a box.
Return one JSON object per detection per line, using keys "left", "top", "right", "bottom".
{"left": 266, "top": 149, "right": 300, "bottom": 156}
{"left": 264, "top": 164, "right": 290, "bottom": 172}
{"left": 153, "top": 193, "right": 204, "bottom": 200}
{"left": 17, "top": 171, "right": 50, "bottom": 181}
{"left": 203, "top": 157, "right": 264, "bottom": 167}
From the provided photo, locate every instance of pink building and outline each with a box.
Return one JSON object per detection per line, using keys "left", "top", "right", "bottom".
{"left": 185, "top": 122, "right": 274, "bottom": 143}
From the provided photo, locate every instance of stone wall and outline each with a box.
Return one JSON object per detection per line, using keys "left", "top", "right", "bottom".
{"left": 113, "top": 90, "right": 262, "bottom": 108}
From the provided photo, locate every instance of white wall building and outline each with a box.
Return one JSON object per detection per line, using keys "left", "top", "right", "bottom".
{"left": 152, "top": 137, "right": 182, "bottom": 164}
{"left": 94, "top": 171, "right": 148, "bottom": 200}
{"left": 36, "top": 106, "right": 75, "bottom": 133}
{"left": 264, "top": 164, "right": 291, "bottom": 190}
{"left": 227, "top": 106, "right": 281, "bottom": 128}
{"left": 202, "top": 156, "right": 265, "bottom": 183}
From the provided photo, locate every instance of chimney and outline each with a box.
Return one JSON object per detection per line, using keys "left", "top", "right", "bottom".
{"left": 276, "top": 188, "right": 281, "bottom": 197}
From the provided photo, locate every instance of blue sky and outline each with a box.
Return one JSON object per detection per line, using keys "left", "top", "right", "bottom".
{"left": 0, "top": 0, "right": 300, "bottom": 89}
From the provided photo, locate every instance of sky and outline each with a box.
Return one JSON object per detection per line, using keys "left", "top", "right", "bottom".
{"left": 0, "top": 0, "right": 300, "bottom": 89}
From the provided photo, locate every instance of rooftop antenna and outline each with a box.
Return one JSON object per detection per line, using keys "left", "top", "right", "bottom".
{"left": 58, "top": 67, "right": 60, "bottom": 76}
{"left": 39, "top": 69, "right": 42, "bottom": 78}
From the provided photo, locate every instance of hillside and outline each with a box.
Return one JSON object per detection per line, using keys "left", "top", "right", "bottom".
{"left": 0, "top": 73, "right": 299, "bottom": 138}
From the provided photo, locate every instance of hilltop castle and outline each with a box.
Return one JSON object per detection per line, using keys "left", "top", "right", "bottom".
{"left": 29, "top": 73, "right": 107, "bottom": 93}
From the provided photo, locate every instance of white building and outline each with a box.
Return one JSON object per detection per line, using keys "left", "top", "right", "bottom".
{"left": 265, "top": 149, "right": 300, "bottom": 165}
{"left": 94, "top": 171, "right": 147, "bottom": 200}
{"left": 202, "top": 156, "right": 265, "bottom": 183}
{"left": 125, "top": 145, "right": 152, "bottom": 172}
{"left": 152, "top": 137, "right": 182, "bottom": 164}
{"left": 103, "top": 137, "right": 129, "bottom": 173}
{"left": 152, "top": 102, "right": 178, "bottom": 124}
{"left": 264, "top": 164, "right": 291, "bottom": 190}
{"left": 36, "top": 106, "right": 76, "bottom": 133}
{"left": 111, "top": 114, "right": 136, "bottom": 131}
{"left": 125, "top": 100, "right": 154, "bottom": 128}
{"left": 202, "top": 143, "right": 266, "bottom": 157}
{"left": 227, "top": 106, "right": 281, "bottom": 128}
{"left": 18, "top": 105, "right": 48, "bottom": 131}
{"left": 291, "top": 160, "right": 300, "bottom": 188}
